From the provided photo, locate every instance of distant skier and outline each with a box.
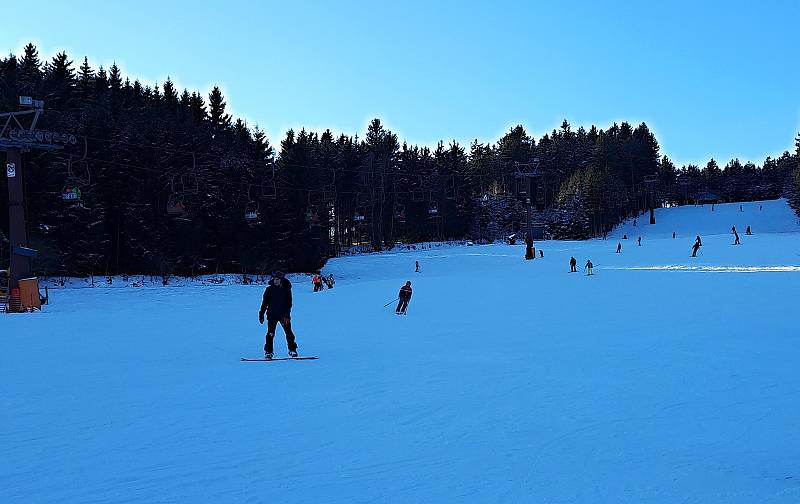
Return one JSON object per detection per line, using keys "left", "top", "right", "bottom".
{"left": 740, "top": 205, "right": 743, "bottom": 212}
{"left": 623, "top": 234, "right": 628, "bottom": 240}
{"left": 258, "top": 271, "right": 299, "bottom": 359}
{"left": 415, "top": 260, "right": 420, "bottom": 273}
{"left": 637, "top": 236, "right": 641, "bottom": 246}
{"left": 539, "top": 249, "right": 543, "bottom": 258}
{"left": 616, "top": 242, "right": 622, "bottom": 254}
{"left": 760, "top": 205, "right": 762, "bottom": 211}
{"left": 733, "top": 228, "right": 740, "bottom": 245}
{"left": 691, "top": 235, "right": 702, "bottom": 257}
{"left": 569, "top": 256, "right": 577, "bottom": 272}
{"left": 325, "top": 273, "right": 335, "bottom": 289}
{"left": 312, "top": 273, "right": 323, "bottom": 292}
{"left": 633, "top": 218, "right": 637, "bottom": 227}
{"left": 672, "top": 231, "right": 676, "bottom": 239}
{"left": 396, "top": 281, "right": 413, "bottom": 315}
{"left": 745, "top": 225, "right": 752, "bottom": 235}
{"left": 585, "top": 259, "right": 594, "bottom": 276}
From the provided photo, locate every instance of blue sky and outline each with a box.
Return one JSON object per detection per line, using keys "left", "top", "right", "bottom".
{"left": 3, "top": 0, "right": 799, "bottom": 166}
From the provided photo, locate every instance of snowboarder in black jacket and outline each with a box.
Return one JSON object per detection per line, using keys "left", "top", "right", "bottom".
{"left": 259, "top": 272, "right": 299, "bottom": 359}
{"left": 569, "top": 256, "right": 577, "bottom": 272}
{"left": 396, "top": 281, "right": 413, "bottom": 315}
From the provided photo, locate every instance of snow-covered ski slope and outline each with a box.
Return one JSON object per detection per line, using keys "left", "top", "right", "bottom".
{"left": 3, "top": 199, "right": 800, "bottom": 503}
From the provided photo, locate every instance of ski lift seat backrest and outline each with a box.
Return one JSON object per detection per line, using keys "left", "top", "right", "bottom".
{"left": 62, "top": 187, "right": 81, "bottom": 202}
{"left": 167, "top": 198, "right": 185, "bottom": 215}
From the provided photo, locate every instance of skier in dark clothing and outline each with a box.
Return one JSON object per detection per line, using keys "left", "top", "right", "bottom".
{"left": 585, "top": 259, "right": 594, "bottom": 276}
{"left": 396, "top": 281, "right": 413, "bottom": 315}
{"left": 691, "top": 235, "right": 702, "bottom": 257}
{"left": 733, "top": 229, "right": 740, "bottom": 245}
{"left": 673, "top": 232, "right": 676, "bottom": 239}
{"left": 616, "top": 242, "right": 622, "bottom": 253}
{"left": 415, "top": 260, "right": 420, "bottom": 273}
{"left": 258, "top": 272, "right": 299, "bottom": 359}
{"left": 569, "top": 256, "right": 577, "bottom": 272}
{"left": 745, "top": 225, "right": 752, "bottom": 235}
{"left": 637, "top": 236, "right": 641, "bottom": 246}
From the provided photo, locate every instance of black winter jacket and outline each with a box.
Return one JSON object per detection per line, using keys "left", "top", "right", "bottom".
{"left": 260, "top": 278, "right": 293, "bottom": 320}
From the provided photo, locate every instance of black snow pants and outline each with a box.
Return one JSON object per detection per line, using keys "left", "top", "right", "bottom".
{"left": 396, "top": 298, "right": 409, "bottom": 314}
{"left": 265, "top": 318, "right": 298, "bottom": 353}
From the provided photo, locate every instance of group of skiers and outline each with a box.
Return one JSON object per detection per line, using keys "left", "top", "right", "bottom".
{"left": 312, "top": 272, "right": 335, "bottom": 291}
{"left": 258, "top": 263, "right": 419, "bottom": 357}
{"left": 256, "top": 213, "right": 761, "bottom": 358}
{"left": 569, "top": 256, "right": 594, "bottom": 275}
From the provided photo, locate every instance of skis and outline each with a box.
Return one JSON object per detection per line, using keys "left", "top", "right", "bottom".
{"left": 241, "top": 356, "right": 319, "bottom": 362}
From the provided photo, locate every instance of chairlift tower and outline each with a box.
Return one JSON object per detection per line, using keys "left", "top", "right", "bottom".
{"left": 643, "top": 174, "right": 659, "bottom": 224}
{"left": 1, "top": 97, "right": 74, "bottom": 302}
{"left": 514, "top": 158, "right": 541, "bottom": 239}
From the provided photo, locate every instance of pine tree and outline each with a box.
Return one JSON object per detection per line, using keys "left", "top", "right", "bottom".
{"left": 208, "top": 86, "right": 231, "bottom": 130}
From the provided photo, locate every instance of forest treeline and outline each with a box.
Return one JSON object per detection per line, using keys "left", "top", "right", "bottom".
{"left": 1, "top": 44, "right": 799, "bottom": 276}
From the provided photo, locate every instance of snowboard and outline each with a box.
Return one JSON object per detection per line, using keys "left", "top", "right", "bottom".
{"left": 241, "top": 356, "right": 319, "bottom": 362}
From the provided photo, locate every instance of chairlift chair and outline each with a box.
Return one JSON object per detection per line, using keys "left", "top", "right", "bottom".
{"left": 445, "top": 176, "right": 457, "bottom": 200}
{"left": 62, "top": 185, "right": 82, "bottom": 203}
{"left": 62, "top": 156, "right": 87, "bottom": 204}
{"left": 394, "top": 203, "right": 406, "bottom": 222}
{"left": 306, "top": 210, "right": 322, "bottom": 226}
{"left": 244, "top": 201, "right": 260, "bottom": 223}
{"left": 167, "top": 195, "right": 186, "bottom": 216}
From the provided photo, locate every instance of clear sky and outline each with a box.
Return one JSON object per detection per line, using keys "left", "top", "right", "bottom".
{"left": 2, "top": 0, "right": 799, "bottom": 167}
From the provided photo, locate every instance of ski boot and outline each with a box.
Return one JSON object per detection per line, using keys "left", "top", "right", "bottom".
{"left": 265, "top": 352, "right": 273, "bottom": 360}
{"left": 288, "top": 350, "right": 298, "bottom": 358}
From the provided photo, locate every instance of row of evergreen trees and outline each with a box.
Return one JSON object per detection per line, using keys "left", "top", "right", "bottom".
{"left": 1, "top": 44, "right": 799, "bottom": 277}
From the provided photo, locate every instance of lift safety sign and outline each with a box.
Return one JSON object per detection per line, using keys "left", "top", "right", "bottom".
{"left": 6, "top": 162, "right": 15, "bottom": 178}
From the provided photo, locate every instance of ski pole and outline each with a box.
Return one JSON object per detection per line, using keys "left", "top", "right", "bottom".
{"left": 383, "top": 298, "right": 399, "bottom": 308}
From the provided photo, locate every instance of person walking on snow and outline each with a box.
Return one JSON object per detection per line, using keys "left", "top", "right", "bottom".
{"left": 637, "top": 236, "right": 641, "bottom": 246}
{"left": 325, "top": 273, "right": 335, "bottom": 289}
{"left": 569, "top": 256, "right": 577, "bottom": 272}
{"left": 312, "top": 273, "right": 321, "bottom": 292}
{"left": 259, "top": 271, "right": 299, "bottom": 359}
{"left": 616, "top": 242, "right": 622, "bottom": 254}
{"left": 396, "top": 281, "right": 413, "bottom": 315}
{"left": 745, "top": 225, "right": 752, "bottom": 235}
{"left": 415, "top": 260, "right": 420, "bottom": 273}
{"left": 585, "top": 259, "right": 594, "bottom": 276}
{"left": 733, "top": 227, "right": 740, "bottom": 245}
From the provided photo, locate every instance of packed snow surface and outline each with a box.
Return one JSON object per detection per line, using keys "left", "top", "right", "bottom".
{"left": 3, "top": 199, "right": 800, "bottom": 503}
